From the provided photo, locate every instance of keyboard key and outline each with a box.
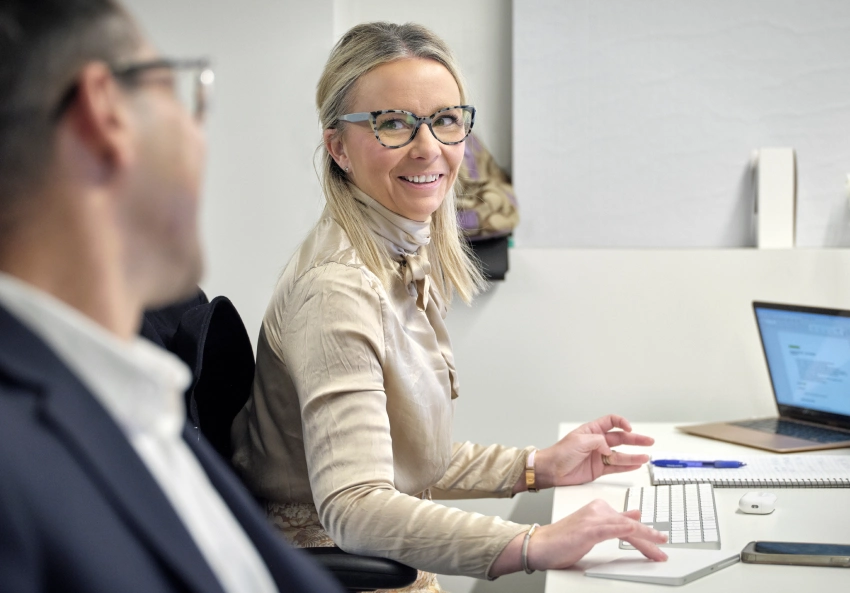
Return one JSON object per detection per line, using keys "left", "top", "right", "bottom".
{"left": 626, "top": 490, "right": 641, "bottom": 511}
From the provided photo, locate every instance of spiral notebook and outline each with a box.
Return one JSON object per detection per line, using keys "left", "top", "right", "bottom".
{"left": 649, "top": 453, "right": 850, "bottom": 487}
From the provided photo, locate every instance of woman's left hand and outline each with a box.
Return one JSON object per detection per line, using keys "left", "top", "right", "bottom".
{"left": 532, "top": 415, "right": 654, "bottom": 489}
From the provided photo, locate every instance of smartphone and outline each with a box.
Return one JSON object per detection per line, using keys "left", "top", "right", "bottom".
{"left": 741, "top": 541, "right": 850, "bottom": 567}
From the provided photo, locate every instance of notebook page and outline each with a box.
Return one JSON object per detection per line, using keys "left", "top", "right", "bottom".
{"left": 649, "top": 453, "right": 850, "bottom": 487}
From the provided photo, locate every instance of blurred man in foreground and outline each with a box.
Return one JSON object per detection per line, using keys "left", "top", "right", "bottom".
{"left": 0, "top": 1, "right": 343, "bottom": 591}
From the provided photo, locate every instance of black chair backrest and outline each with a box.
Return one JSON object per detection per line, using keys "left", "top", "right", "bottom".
{"left": 142, "top": 293, "right": 255, "bottom": 460}
{"left": 171, "top": 296, "right": 255, "bottom": 460}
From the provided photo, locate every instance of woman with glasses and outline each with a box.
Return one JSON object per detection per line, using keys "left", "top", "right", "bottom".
{"left": 231, "top": 22, "right": 666, "bottom": 592}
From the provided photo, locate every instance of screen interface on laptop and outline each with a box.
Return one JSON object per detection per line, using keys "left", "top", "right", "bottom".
{"left": 755, "top": 305, "right": 850, "bottom": 417}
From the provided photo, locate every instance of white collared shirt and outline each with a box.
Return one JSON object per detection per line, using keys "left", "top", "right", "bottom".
{"left": 0, "top": 272, "right": 278, "bottom": 593}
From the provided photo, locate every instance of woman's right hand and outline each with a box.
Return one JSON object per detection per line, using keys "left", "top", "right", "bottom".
{"left": 489, "top": 499, "right": 668, "bottom": 577}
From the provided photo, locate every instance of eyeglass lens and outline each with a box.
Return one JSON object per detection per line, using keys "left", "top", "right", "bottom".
{"left": 374, "top": 107, "right": 473, "bottom": 147}
{"left": 172, "top": 67, "right": 214, "bottom": 122}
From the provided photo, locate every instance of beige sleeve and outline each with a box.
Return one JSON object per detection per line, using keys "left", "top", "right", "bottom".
{"left": 431, "top": 442, "right": 535, "bottom": 500}
{"left": 280, "top": 264, "right": 529, "bottom": 579}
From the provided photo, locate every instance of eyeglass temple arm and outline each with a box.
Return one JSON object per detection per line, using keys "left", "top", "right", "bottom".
{"left": 338, "top": 113, "right": 372, "bottom": 123}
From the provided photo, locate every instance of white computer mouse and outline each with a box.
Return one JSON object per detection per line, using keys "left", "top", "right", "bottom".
{"left": 738, "top": 491, "right": 777, "bottom": 514}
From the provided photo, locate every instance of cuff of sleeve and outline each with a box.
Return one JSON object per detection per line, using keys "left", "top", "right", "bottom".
{"left": 484, "top": 523, "right": 533, "bottom": 580}
{"left": 506, "top": 446, "right": 538, "bottom": 498}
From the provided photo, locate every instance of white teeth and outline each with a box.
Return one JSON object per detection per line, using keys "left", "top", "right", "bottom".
{"left": 403, "top": 174, "right": 439, "bottom": 184}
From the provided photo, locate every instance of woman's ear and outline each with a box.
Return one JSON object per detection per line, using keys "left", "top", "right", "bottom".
{"left": 324, "top": 128, "right": 349, "bottom": 172}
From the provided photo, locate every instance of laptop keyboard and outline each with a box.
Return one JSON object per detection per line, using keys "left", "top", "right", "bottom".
{"left": 732, "top": 418, "right": 850, "bottom": 443}
{"left": 619, "top": 483, "right": 720, "bottom": 550}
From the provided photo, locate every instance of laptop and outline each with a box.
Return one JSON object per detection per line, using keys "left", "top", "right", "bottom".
{"left": 678, "top": 301, "right": 850, "bottom": 453}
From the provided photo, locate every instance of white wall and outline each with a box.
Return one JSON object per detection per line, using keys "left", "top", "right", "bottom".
{"left": 514, "top": 0, "right": 850, "bottom": 248}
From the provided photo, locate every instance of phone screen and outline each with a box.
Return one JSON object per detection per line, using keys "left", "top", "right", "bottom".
{"left": 754, "top": 542, "right": 850, "bottom": 556}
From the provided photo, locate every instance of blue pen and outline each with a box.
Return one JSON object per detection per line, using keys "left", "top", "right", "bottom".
{"left": 652, "top": 459, "right": 747, "bottom": 468}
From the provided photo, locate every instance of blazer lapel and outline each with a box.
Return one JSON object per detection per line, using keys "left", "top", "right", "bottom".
{"left": 0, "top": 305, "right": 225, "bottom": 593}
{"left": 183, "top": 431, "right": 287, "bottom": 580}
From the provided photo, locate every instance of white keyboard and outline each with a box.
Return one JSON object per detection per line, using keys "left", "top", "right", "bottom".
{"left": 619, "top": 483, "right": 721, "bottom": 550}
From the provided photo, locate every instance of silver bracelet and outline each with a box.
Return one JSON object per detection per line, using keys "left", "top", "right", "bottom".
{"left": 522, "top": 523, "right": 540, "bottom": 574}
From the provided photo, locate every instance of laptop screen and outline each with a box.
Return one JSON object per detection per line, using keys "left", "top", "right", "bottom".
{"left": 754, "top": 302, "right": 850, "bottom": 419}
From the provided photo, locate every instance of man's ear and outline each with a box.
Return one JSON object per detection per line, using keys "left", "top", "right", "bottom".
{"left": 64, "top": 62, "right": 135, "bottom": 174}
{"left": 324, "top": 128, "right": 349, "bottom": 171}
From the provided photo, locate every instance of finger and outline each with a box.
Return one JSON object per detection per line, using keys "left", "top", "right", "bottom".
{"left": 581, "top": 433, "right": 613, "bottom": 456}
{"left": 605, "top": 431, "right": 654, "bottom": 447}
{"left": 623, "top": 537, "right": 669, "bottom": 561}
{"left": 590, "top": 514, "right": 667, "bottom": 549}
{"left": 618, "top": 516, "right": 668, "bottom": 546}
{"left": 600, "top": 448, "right": 649, "bottom": 469}
{"left": 620, "top": 518, "right": 669, "bottom": 561}
{"left": 604, "top": 452, "right": 650, "bottom": 467}
{"left": 587, "top": 414, "right": 632, "bottom": 434}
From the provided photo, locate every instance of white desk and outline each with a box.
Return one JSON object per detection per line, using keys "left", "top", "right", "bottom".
{"left": 545, "top": 423, "right": 850, "bottom": 591}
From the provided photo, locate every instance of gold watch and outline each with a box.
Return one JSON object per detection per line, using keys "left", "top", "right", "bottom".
{"left": 525, "top": 449, "right": 538, "bottom": 493}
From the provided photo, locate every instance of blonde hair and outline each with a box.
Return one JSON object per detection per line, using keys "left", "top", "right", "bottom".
{"left": 316, "top": 22, "right": 486, "bottom": 304}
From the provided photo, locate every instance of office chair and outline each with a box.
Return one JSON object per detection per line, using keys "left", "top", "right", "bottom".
{"left": 142, "top": 292, "right": 417, "bottom": 592}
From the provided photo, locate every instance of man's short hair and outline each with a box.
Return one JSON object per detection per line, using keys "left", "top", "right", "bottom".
{"left": 0, "top": 0, "right": 141, "bottom": 212}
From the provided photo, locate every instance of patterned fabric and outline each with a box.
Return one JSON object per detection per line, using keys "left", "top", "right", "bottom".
{"left": 266, "top": 501, "right": 446, "bottom": 593}
{"left": 457, "top": 133, "right": 519, "bottom": 240}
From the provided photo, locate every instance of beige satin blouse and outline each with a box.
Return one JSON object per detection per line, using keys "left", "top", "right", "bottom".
{"left": 231, "top": 194, "right": 532, "bottom": 579}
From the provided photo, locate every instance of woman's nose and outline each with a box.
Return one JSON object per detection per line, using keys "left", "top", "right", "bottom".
{"left": 407, "top": 123, "right": 442, "bottom": 159}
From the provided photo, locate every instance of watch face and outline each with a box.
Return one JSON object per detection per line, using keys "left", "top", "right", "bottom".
{"left": 525, "top": 450, "right": 538, "bottom": 491}
{"left": 525, "top": 470, "right": 537, "bottom": 492}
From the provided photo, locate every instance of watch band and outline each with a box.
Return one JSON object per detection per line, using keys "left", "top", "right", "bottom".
{"left": 525, "top": 449, "right": 538, "bottom": 493}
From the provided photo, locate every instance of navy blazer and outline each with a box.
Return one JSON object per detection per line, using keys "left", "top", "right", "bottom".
{"left": 0, "top": 303, "right": 344, "bottom": 593}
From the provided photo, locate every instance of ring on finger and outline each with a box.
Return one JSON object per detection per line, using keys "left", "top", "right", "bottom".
{"left": 602, "top": 453, "right": 614, "bottom": 466}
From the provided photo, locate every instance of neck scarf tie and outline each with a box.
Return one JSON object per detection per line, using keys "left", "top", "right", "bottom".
{"left": 352, "top": 187, "right": 433, "bottom": 311}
